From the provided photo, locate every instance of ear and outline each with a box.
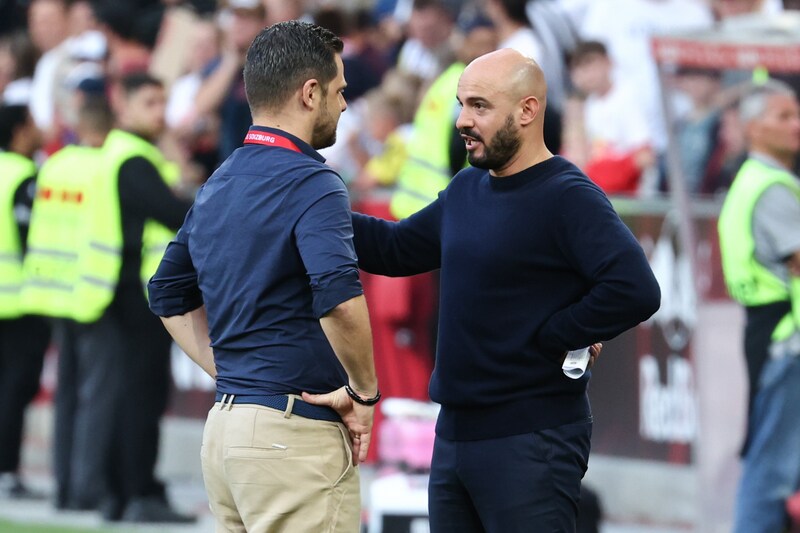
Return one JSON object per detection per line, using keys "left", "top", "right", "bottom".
{"left": 301, "top": 78, "right": 321, "bottom": 111}
{"left": 519, "top": 95, "right": 540, "bottom": 126}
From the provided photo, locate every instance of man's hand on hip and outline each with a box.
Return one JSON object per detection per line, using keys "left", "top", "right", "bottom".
{"left": 302, "top": 386, "right": 375, "bottom": 465}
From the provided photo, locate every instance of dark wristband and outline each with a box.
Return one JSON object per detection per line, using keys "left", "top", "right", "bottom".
{"left": 345, "top": 384, "right": 381, "bottom": 406}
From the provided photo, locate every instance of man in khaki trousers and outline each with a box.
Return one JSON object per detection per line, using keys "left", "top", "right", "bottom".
{"left": 148, "top": 20, "right": 379, "bottom": 532}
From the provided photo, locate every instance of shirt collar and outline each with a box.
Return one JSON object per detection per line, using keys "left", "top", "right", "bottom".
{"left": 247, "top": 125, "right": 326, "bottom": 163}
{"left": 749, "top": 150, "right": 791, "bottom": 172}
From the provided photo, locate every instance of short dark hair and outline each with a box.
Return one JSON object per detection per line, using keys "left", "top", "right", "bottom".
{"left": 569, "top": 40, "right": 608, "bottom": 69}
{"left": 119, "top": 71, "right": 163, "bottom": 97}
{"left": 498, "top": 0, "right": 529, "bottom": 26}
{"left": 2, "top": 30, "right": 39, "bottom": 79}
{"left": 90, "top": 0, "right": 137, "bottom": 40}
{"left": 243, "top": 20, "right": 343, "bottom": 114}
{"left": 78, "top": 96, "right": 114, "bottom": 135}
{"left": 0, "top": 105, "right": 29, "bottom": 151}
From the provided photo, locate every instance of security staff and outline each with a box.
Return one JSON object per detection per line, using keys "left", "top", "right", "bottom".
{"left": 22, "top": 96, "right": 112, "bottom": 510}
{"left": 389, "top": 13, "right": 496, "bottom": 219}
{"left": 61, "top": 74, "right": 193, "bottom": 523}
{"left": 0, "top": 104, "right": 50, "bottom": 499}
{"left": 719, "top": 80, "right": 800, "bottom": 533}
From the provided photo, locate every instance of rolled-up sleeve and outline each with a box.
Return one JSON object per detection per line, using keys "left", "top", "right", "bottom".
{"left": 294, "top": 171, "right": 363, "bottom": 318}
{"left": 148, "top": 212, "right": 203, "bottom": 317}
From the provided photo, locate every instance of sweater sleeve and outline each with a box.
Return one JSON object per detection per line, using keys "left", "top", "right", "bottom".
{"left": 535, "top": 180, "right": 661, "bottom": 357}
{"left": 351, "top": 195, "right": 443, "bottom": 276}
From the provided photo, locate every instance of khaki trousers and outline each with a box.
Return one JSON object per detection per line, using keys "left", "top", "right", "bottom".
{"left": 201, "top": 398, "right": 360, "bottom": 533}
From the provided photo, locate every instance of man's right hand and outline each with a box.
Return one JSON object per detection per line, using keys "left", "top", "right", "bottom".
{"left": 302, "top": 387, "right": 375, "bottom": 465}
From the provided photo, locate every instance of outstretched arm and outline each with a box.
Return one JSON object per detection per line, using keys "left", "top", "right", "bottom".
{"left": 352, "top": 196, "right": 443, "bottom": 276}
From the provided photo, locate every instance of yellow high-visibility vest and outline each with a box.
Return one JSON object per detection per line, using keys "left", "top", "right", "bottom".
{"left": 22, "top": 145, "right": 102, "bottom": 318}
{"left": 719, "top": 157, "right": 800, "bottom": 342}
{"left": 390, "top": 63, "right": 465, "bottom": 219}
{"left": 25, "top": 131, "right": 180, "bottom": 323}
{"left": 0, "top": 152, "right": 36, "bottom": 319}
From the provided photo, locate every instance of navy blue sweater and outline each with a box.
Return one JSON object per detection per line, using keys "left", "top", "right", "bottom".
{"left": 352, "top": 156, "right": 660, "bottom": 440}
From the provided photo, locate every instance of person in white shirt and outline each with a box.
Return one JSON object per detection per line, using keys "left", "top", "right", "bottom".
{"left": 563, "top": 40, "right": 654, "bottom": 194}
{"left": 396, "top": 0, "right": 455, "bottom": 81}
{"left": 28, "top": 0, "right": 71, "bottom": 135}
{"left": 578, "top": 0, "right": 714, "bottom": 151}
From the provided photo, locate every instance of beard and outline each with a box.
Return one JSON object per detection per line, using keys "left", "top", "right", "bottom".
{"left": 462, "top": 114, "right": 521, "bottom": 170}
{"left": 310, "top": 99, "right": 338, "bottom": 149}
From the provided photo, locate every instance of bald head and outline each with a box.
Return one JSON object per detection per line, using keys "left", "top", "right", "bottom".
{"left": 463, "top": 48, "right": 547, "bottom": 112}
{"left": 455, "top": 48, "right": 553, "bottom": 176}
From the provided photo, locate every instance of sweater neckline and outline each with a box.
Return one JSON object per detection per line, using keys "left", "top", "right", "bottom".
{"left": 488, "top": 156, "right": 562, "bottom": 190}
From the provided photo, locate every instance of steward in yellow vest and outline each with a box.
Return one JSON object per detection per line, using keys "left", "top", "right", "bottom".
{"left": 719, "top": 156, "right": 800, "bottom": 345}
{"left": 389, "top": 16, "right": 497, "bottom": 219}
{"left": 0, "top": 103, "right": 50, "bottom": 498}
{"left": 717, "top": 81, "right": 800, "bottom": 532}
{"left": 390, "top": 63, "right": 465, "bottom": 219}
{"left": 0, "top": 150, "right": 35, "bottom": 319}
{"left": 21, "top": 129, "right": 183, "bottom": 323}
{"left": 41, "top": 74, "right": 193, "bottom": 523}
{"left": 22, "top": 144, "right": 104, "bottom": 320}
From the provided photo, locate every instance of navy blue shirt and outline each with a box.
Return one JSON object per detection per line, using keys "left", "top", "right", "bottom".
{"left": 352, "top": 156, "right": 661, "bottom": 441}
{"left": 148, "top": 126, "right": 363, "bottom": 396}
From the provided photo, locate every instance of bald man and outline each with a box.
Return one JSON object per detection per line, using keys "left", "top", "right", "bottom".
{"left": 317, "top": 49, "right": 660, "bottom": 531}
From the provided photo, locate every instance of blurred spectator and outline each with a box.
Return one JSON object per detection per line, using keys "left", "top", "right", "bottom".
{"left": 321, "top": 67, "right": 421, "bottom": 184}
{"left": 345, "top": 8, "right": 393, "bottom": 97}
{"left": 28, "top": 0, "right": 71, "bottom": 136}
{"left": 712, "top": 0, "right": 783, "bottom": 18}
{"left": 564, "top": 40, "right": 654, "bottom": 195}
{"left": 390, "top": 9, "right": 495, "bottom": 218}
{"left": 484, "top": 0, "right": 544, "bottom": 63}
{"left": 55, "top": 1, "right": 107, "bottom": 143}
{"left": 165, "top": 15, "right": 220, "bottom": 180}
{"left": 396, "top": 0, "right": 455, "bottom": 81}
{"left": 0, "top": 0, "right": 26, "bottom": 35}
{"left": 0, "top": 30, "right": 39, "bottom": 105}
{"left": 704, "top": 100, "right": 749, "bottom": 194}
{"left": 0, "top": 103, "right": 50, "bottom": 500}
{"left": 315, "top": 7, "right": 388, "bottom": 102}
{"left": 91, "top": 1, "right": 150, "bottom": 76}
{"left": 578, "top": 0, "right": 714, "bottom": 153}
{"left": 525, "top": 0, "right": 580, "bottom": 112}
{"left": 484, "top": 0, "right": 565, "bottom": 152}
{"left": 194, "top": 0, "right": 264, "bottom": 164}
{"left": 349, "top": 81, "right": 417, "bottom": 196}
{"left": 718, "top": 80, "right": 800, "bottom": 533}
{"left": 262, "top": 0, "right": 307, "bottom": 24}
{"left": 21, "top": 95, "right": 113, "bottom": 510}
{"left": 149, "top": 3, "right": 200, "bottom": 89}
{"left": 671, "top": 67, "right": 724, "bottom": 194}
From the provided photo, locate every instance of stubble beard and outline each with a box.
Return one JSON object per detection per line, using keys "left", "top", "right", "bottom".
{"left": 466, "top": 114, "right": 522, "bottom": 170}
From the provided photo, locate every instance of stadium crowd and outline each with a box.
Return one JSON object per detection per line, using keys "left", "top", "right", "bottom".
{"left": 0, "top": 0, "right": 794, "bottom": 525}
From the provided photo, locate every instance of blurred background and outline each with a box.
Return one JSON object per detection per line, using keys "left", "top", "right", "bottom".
{"left": 1, "top": 0, "right": 799, "bottom": 531}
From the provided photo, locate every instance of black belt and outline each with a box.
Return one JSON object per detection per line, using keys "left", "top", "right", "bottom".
{"left": 214, "top": 392, "right": 342, "bottom": 423}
